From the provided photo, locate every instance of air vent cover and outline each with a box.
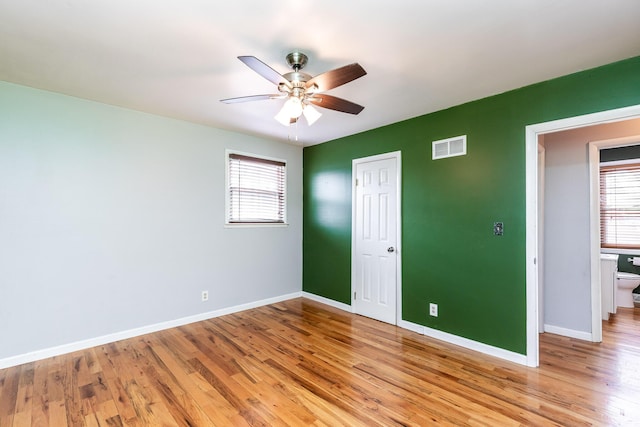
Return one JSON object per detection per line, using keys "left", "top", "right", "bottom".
{"left": 432, "top": 135, "right": 467, "bottom": 160}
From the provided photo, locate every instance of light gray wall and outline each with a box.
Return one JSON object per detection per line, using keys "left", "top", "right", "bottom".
{"left": 0, "top": 81, "right": 303, "bottom": 360}
{"left": 542, "top": 118, "right": 640, "bottom": 333}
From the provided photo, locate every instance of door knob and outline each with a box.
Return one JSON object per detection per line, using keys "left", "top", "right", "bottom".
{"left": 387, "top": 247, "right": 395, "bottom": 253}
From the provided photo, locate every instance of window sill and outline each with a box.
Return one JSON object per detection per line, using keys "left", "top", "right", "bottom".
{"left": 601, "top": 248, "right": 640, "bottom": 256}
{"left": 225, "top": 222, "right": 289, "bottom": 228}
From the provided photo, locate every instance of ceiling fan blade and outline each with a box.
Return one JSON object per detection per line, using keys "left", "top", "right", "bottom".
{"left": 308, "top": 94, "right": 364, "bottom": 114}
{"left": 220, "top": 94, "right": 282, "bottom": 104}
{"left": 238, "top": 56, "right": 291, "bottom": 88}
{"left": 306, "top": 63, "right": 366, "bottom": 92}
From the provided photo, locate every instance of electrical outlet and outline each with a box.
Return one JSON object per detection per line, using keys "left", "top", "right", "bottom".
{"left": 201, "top": 290, "right": 209, "bottom": 302}
{"left": 429, "top": 303, "right": 438, "bottom": 317}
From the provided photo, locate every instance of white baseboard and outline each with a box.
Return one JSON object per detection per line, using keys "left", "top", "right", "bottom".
{"left": 400, "top": 319, "right": 527, "bottom": 365}
{"left": 303, "top": 293, "right": 528, "bottom": 366}
{"left": 2, "top": 291, "right": 530, "bottom": 369}
{"left": 302, "top": 292, "right": 353, "bottom": 312}
{"left": 543, "top": 324, "right": 593, "bottom": 342}
{"left": 0, "top": 291, "right": 302, "bottom": 369}
{"left": 420, "top": 323, "right": 528, "bottom": 365}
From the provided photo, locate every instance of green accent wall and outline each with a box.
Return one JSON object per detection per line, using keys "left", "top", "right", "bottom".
{"left": 303, "top": 56, "right": 640, "bottom": 354}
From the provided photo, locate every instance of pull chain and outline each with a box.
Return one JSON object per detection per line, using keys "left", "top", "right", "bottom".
{"left": 287, "top": 120, "right": 299, "bottom": 143}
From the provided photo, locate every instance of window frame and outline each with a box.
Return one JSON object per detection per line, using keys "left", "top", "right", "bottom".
{"left": 600, "top": 159, "right": 640, "bottom": 250}
{"left": 225, "top": 149, "right": 288, "bottom": 227}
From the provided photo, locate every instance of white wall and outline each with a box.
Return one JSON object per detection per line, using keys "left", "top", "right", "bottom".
{"left": 0, "top": 81, "right": 302, "bottom": 363}
{"left": 542, "top": 118, "right": 640, "bottom": 334}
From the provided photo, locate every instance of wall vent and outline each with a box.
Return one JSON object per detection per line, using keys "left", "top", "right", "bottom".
{"left": 432, "top": 135, "right": 467, "bottom": 160}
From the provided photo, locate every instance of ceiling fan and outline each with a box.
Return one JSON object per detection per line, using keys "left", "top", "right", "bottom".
{"left": 220, "top": 52, "right": 366, "bottom": 126}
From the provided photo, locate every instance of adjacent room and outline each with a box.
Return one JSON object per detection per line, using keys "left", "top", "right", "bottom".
{"left": 2, "top": 1, "right": 640, "bottom": 425}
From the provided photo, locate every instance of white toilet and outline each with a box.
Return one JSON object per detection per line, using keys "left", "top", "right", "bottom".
{"left": 616, "top": 272, "right": 640, "bottom": 308}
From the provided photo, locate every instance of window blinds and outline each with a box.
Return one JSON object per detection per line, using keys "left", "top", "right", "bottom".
{"left": 600, "top": 163, "right": 640, "bottom": 249}
{"left": 228, "top": 153, "right": 285, "bottom": 223}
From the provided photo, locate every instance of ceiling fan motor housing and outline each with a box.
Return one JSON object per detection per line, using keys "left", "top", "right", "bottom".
{"left": 283, "top": 72, "right": 311, "bottom": 85}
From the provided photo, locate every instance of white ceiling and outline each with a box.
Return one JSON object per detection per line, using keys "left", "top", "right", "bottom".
{"left": 1, "top": 1, "right": 639, "bottom": 146}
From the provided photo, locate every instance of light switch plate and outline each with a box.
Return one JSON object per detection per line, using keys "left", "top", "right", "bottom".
{"left": 493, "top": 222, "right": 504, "bottom": 236}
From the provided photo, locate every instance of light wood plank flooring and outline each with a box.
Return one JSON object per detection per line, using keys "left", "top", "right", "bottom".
{"left": 1, "top": 298, "right": 639, "bottom": 426}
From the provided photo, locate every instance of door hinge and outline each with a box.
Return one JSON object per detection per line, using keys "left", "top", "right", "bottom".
{"left": 355, "top": 178, "right": 359, "bottom": 186}
{"left": 354, "top": 291, "right": 357, "bottom": 300}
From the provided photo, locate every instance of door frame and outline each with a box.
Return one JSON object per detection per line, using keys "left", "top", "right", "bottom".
{"left": 351, "top": 150, "right": 402, "bottom": 324}
{"left": 537, "top": 143, "right": 545, "bottom": 333}
{"left": 525, "top": 104, "right": 640, "bottom": 367}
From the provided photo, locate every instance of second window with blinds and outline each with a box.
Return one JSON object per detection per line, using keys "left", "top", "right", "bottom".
{"left": 600, "top": 161, "right": 640, "bottom": 249}
{"left": 226, "top": 151, "right": 287, "bottom": 225}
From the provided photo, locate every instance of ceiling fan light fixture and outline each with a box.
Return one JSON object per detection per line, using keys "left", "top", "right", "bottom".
{"left": 287, "top": 97, "right": 304, "bottom": 117}
{"left": 275, "top": 97, "right": 304, "bottom": 126}
{"left": 303, "top": 103, "right": 322, "bottom": 126}
{"left": 274, "top": 106, "right": 293, "bottom": 126}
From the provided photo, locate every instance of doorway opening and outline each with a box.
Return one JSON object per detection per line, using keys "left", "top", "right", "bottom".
{"left": 525, "top": 104, "right": 640, "bottom": 367}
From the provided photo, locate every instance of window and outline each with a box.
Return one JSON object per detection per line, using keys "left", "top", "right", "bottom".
{"left": 226, "top": 151, "right": 286, "bottom": 224}
{"left": 600, "top": 162, "right": 640, "bottom": 248}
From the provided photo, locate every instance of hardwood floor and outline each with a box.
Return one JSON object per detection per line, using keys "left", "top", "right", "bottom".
{"left": 1, "top": 298, "right": 640, "bottom": 426}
